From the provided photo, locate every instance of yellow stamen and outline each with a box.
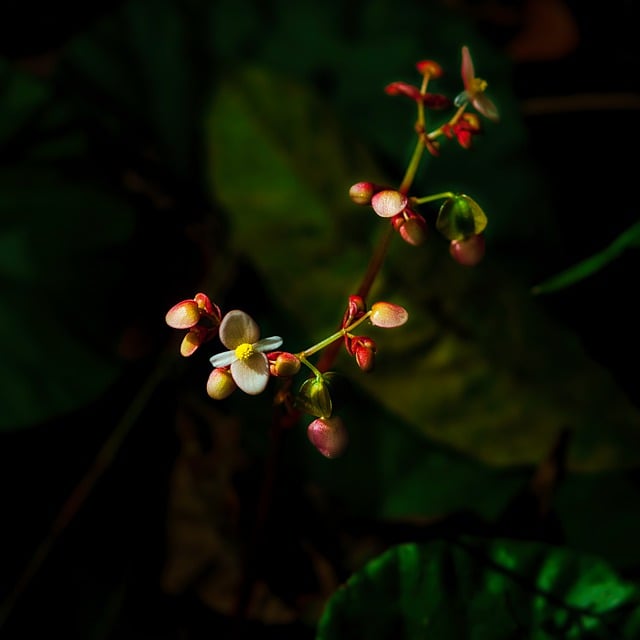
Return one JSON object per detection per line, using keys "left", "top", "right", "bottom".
{"left": 235, "top": 343, "right": 254, "bottom": 361}
{"left": 471, "top": 78, "right": 487, "bottom": 95}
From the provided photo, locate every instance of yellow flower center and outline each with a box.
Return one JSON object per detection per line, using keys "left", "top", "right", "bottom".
{"left": 470, "top": 77, "right": 487, "bottom": 95}
{"left": 234, "top": 342, "right": 255, "bottom": 361}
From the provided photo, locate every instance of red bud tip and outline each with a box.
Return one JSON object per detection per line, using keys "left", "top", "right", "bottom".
{"left": 416, "top": 60, "right": 443, "bottom": 78}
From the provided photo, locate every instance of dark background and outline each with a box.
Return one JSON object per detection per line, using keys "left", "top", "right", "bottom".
{"left": 0, "top": 1, "right": 639, "bottom": 638}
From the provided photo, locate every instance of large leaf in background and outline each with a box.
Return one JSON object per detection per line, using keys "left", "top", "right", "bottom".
{"left": 0, "top": 165, "right": 134, "bottom": 430}
{"left": 316, "top": 537, "right": 640, "bottom": 639}
{"left": 205, "top": 65, "right": 640, "bottom": 472}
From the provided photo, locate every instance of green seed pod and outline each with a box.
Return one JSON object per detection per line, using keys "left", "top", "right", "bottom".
{"left": 436, "top": 194, "right": 487, "bottom": 241}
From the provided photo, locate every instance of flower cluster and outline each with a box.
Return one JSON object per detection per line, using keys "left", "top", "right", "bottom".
{"left": 164, "top": 45, "right": 499, "bottom": 459}
{"left": 349, "top": 46, "right": 497, "bottom": 265}
{"left": 165, "top": 294, "right": 408, "bottom": 458}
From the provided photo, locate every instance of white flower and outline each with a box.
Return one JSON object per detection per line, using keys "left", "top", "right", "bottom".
{"left": 454, "top": 45, "right": 499, "bottom": 123}
{"left": 209, "top": 310, "right": 283, "bottom": 395}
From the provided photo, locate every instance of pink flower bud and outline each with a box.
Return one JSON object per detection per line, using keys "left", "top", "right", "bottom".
{"left": 349, "top": 182, "right": 377, "bottom": 205}
{"left": 180, "top": 326, "right": 209, "bottom": 357}
{"left": 269, "top": 351, "right": 301, "bottom": 377}
{"left": 165, "top": 300, "right": 200, "bottom": 329}
{"left": 206, "top": 367, "right": 237, "bottom": 400}
{"left": 307, "top": 416, "right": 349, "bottom": 459}
{"left": 392, "top": 210, "right": 427, "bottom": 246}
{"left": 449, "top": 234, "right": 486, "bottom": 266}
{"left": 370, "top": 302, "right": 408, "bottom": 328}
{"left": 371, "top": 189, "right": 407, "bottom": 218}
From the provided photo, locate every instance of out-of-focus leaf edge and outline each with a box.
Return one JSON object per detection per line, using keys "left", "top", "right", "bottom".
{"left": 532, "top": 220, "right": 640, "bottom": 295}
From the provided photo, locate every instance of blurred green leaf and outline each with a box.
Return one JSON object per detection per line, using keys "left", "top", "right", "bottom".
{"left": 206, "top": 65, "right": 640, "bottom": 472}
{"left": 0, "top": 167, "right": 134, "bottom": 430}
{"left": 533, "top": 221, "right": 640, "bottom": 295}
{"left": 316, "top": 537, "right": 640, "bottom": 639}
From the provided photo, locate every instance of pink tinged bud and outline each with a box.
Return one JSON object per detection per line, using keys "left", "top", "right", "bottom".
{"left": 206, "top": 367, "right": 237, "bottom": 400}
{"left": 392, "top": 210, "right": 427, "bottom": 246}
{"left": 307, "top": 417, "right": 349, "bottom": 459}
{"left": 165, "top": 300, "right": 200, "bottom": 329}
{"left": 349, "top": 182, "right": 377, "bottom": 205}
{"left": 370, "top": 302, "right": 409, "bottom": 328}
{"left": 269, "top": 351, "right": 301, "bottom": 377}
{"left": 384, "top": 81, "right": 422, "bottom": 101}
{"left": 354, "top": 337, "right": 376, "bottom": 372}
{"left": 416, "top": 60, "right": 444, "bottom": 78}
{"left": 194, "top": 292, "right": 215, "bottom": 316}
{"left": 180, "top": 326, "right": 209, "bottom": 356}
{"left": 342, "top": 294, "right": 366, "bottom": 329}
{"left": 371, "top": 190, "right": 407, "bottom": 218}
{"left": 449, "top": 234, "right": 486, "bottom": 266}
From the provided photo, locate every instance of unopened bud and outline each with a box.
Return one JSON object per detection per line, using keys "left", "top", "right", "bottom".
{"left": 370, "top": 302, "right": 408, "bottom": 328}
{"left": 349, "top": 182, "right": 377, "bottom": 205}
{"left": 165, "top": 300, "right": 200, "bottom": 329}
{"left": 354, "top": 337, "right": 376, "bottom": 372}
{"left": 392, "top": 210, "right": 427, "bottom": 246}
{"left": 269, "top": 351, "right": 301, "bottom": 377}
{"left": 371, "top": 189, "right": 408, "bottom": 218}
{"left": 206, "top": 367, "right": 237, "bottom": 400}
{"left": 296, "top": 376, "right": 333, "bottom": 418}
{"left": 307, "top": 416, "right": 349, "bottom": 458}
{"left": 449, "top": 234, "right": 486, "bottom": 266}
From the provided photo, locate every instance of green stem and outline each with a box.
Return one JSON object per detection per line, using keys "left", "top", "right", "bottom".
{"left": 298, "top": 311, "right": 372, "bottom": 360}
{"left": 412, "top": 191, "right": 455, "bottom": 205}
{"left": 398, "top": 137, "right": 425, "bottom": 194}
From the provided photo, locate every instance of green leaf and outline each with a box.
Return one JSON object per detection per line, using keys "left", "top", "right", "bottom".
{"left": 317, "top": 537, "right": 640, "bottom": 639}
{"left": 532, "top": 221, "right": 640, "bottom": 294}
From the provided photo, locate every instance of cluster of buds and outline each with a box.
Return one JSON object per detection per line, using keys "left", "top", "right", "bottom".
{"left": 164, "top": 46, "right": 500, "bottom": 459}
{"left": 349, "top": 45, "right": 498, "bottom": 265}
{"left": 165, "top": 293, "right": 222, "bottom": 356}
{"left": 164, "top": 293, "right": 408, "bottom": 458}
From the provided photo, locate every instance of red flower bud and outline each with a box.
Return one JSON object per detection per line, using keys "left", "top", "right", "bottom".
{"left": 342, "top": 295, "right": 366, "bottom": 329}
{"left": 353, "top": 337, "right": 376, "bottom": 372}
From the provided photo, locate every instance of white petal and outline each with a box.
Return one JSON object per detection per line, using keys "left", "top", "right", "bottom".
{"left": 254, "top": 336, "right": 283, "bottom": 352}
{"left": 209, "top": 350, "right": 237, "bottom": 368}
{"left": 231, "top": 353, "right": 269, "bottom": 395}
{"left": 472, "top": 94, "right": 499, "bottom": 123}
{"left": 219, "top": 310, "right": 260, "bottom": 349}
